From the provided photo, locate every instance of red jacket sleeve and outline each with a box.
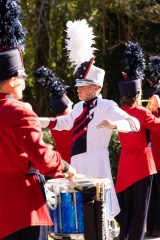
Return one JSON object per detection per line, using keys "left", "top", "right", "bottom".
{"left": 48, "top": 117, "right": 57, "bottom": 129}
{"left": 141, "top": 108, "right": 160, "bottom": 129}
{"left": 13, "top": 105, "right": 64, "bottom": 177}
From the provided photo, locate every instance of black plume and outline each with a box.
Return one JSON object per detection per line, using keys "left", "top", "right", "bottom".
{"left": 0, "top": 0, "right": 26, "bottom": 51}
{"left": 35, "top": 66, "right": 69, "bottom": 97}
{"left": 122, "top": 41, "right": 146, "bottom": 80}
{"left": 148, "top": 56, "right": 160, "bottom": 84}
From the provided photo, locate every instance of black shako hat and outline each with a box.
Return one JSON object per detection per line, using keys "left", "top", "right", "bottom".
{"left": 36, "top": 66, "right": 72, "bottom": 115}
{"left": 119, "top": 41, "right": 146, "bottom": 97}
{"left": 0, "top": 0, "right": 26, "bottom": 81}
{"left": 147, "top": 56, "right": 160, "bottom": 98}
{"left": 49, "top": 95, "right": 70, "bottom": 114}
{"left": 0, "top": 49, "right": 26, "bottom": 81}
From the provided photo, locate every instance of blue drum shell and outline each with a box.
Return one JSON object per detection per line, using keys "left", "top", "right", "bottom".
{"left": 48, "top": 205, "right": 60, "bottom": 234}
{"left": 76, "top": 192, "right": 84, "bottom": 233}
{"left": 54, "top": 205, "right": 60, "bottom": 233}
{"left": 60, "top": 191, "right": 84, "bottom": 234}
{"left": 48, "top": 206, "right": 54, "bottom": 234}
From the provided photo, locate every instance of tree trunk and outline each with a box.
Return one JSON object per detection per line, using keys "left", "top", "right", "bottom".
{"left": 34, "top": 0, "right": 51, "bottom": 115}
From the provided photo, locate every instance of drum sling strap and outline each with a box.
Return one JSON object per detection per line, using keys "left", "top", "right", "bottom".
{"left": 27, "top": 162, "right": 46, "bottom": 201}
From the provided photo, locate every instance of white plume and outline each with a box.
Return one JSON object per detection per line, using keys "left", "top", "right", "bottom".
{"left": 65, "top": 19, "right": 96, "bottom": 71}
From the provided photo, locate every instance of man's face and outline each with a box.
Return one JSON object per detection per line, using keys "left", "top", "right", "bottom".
{"left": 77, "top": 84, "right": 98, "bottom": 101}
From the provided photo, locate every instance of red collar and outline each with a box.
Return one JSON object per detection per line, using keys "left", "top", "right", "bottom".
{"left": 0, "top": 93, "right": 14, "bottom": 100}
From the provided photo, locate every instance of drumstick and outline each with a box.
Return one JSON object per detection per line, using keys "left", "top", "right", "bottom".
{"left": 141, "top": 99, "right": 149, "bottom": 102}
{"left": 59, "top": 173, "right": 86, "bottom": 179}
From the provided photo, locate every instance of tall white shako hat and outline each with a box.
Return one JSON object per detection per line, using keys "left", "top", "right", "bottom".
{"left": 0, "top": 0, "right": 27, "bottom": 82}
{"left": 65, "top": 19, "right": 105, "bottom": 88}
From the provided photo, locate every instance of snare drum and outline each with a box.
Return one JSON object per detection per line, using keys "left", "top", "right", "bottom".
{"left": 45, "top": 177, "right": 113, "bottom": 240}
{"left": 46, "top": 178, "right": 87, "bottom": 239}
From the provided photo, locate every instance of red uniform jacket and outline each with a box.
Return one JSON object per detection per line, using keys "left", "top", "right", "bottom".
{"left": 48, "top": 115, "right": 72, "bottom": 164}
{"left": 50, "top": 129, "right": 72, "bottom": 164}
{"left": 150, "top": 111, "right": 160, "bottom": 171}
{"left": 116, "top": 105, "right": 158, "bottom": 193}
{"left": 0, "top": 93, "right": 64, "bottom": 238}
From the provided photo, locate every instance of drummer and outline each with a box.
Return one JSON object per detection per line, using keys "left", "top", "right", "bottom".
{"left": 0, "top": 40, "right": 76, "bottom": 240}
{"left": 0, "top": 1, "right": 76, "bottom": 239}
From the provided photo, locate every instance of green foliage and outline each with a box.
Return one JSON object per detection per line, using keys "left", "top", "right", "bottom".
{"left": 42, "top": 129, "right": 54, "bottom": 146}
{"left": 109, "top": 130, "right": 121, "bottom": 182}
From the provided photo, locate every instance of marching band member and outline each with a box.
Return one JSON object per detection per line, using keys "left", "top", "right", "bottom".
{"left": 0, "top": 2, "right": 76, "bottom": 240}
{"left": 39, "top": 19, "right": 140, "bottom": 222}
{"left": 98, "top": 41, "right": 160, "bottom": 240}
{"left": 36, "top": 66, "right": 73, "bottom": 164}
{"left": 146, "top": 56, "right": 160, "bottom": 237}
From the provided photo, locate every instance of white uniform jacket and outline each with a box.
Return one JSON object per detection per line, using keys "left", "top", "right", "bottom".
{"left": 51, "top": 96, "right": 139, "bottom": 216}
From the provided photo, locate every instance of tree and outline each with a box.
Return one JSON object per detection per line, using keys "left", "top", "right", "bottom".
{"left": 20, "top": 0, "right": 160, "bottom": 113}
